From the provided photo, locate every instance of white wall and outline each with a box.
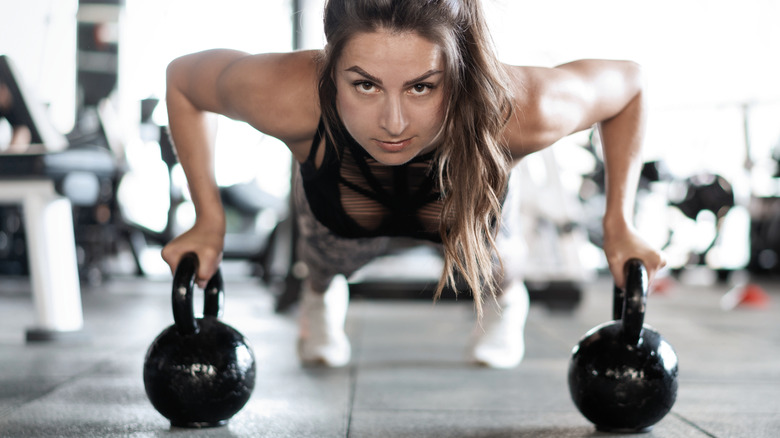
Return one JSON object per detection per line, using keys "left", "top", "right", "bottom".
{"left": 483, "top": 0, "right": 780, "bottom": 193}
{"left": 121, "top": 0, "right": 295, "bottom": 194}
{"left": 485, "top": 0, "right": 780, "bottom": 105}
{"left": 4, "top": 1, "right": 779, "bottom": 191}
{"left": 0, "top": 0, "right": 77, "bottom": 133}
{"left": 291, "top": 0, "right": 780, "bottom": 183}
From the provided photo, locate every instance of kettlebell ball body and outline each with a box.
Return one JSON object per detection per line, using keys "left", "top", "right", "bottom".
{"left": 568, "top": 320, "right": 678, "bottom": 432}
{"left": 143, "top": 253, "right": 256, "bottom": 428}
{"left": 568, "top": 259, "right": 679, "bottom": 433}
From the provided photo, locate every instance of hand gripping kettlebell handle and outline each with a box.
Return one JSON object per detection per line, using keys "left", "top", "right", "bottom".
{"left": 612, "top": 259, "right": 649, "bottom": 346}
{"left": 172, "top": 252, "right": 225, "bottom": 336}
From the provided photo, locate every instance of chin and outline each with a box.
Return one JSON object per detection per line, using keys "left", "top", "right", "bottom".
{"left": 367, "top": 149, "right": 417, "bottom": 166}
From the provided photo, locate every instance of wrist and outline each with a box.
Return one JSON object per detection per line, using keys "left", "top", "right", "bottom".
{"left": 602, "top": 213, "right": 632, "bottom": 238}
{"left": 193, "top": 209, "right": 226, "bottom": 235}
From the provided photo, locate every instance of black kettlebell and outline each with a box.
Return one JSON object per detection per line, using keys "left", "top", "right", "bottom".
{"left": 143, "top": 252, "right": 256, "bottom": 428}
{"left": 568, "top": 259, "right": 678, "bottom": 433}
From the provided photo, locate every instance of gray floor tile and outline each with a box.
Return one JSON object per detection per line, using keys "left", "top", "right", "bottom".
{"left": 0, "top": 272, "right": 778, "bottom": 437}
{"left": 352, "top": 360, "right": 571, "bottom": 414}
{"left": 670, "top": 413, "right": 780, "bottom": 438}
{"left": 348, "top": 409, "right": 709, "bottom": 438}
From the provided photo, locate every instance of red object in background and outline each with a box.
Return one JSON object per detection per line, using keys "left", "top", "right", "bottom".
{"left": 721, "top": 283, "right": 771, "bottom": 310}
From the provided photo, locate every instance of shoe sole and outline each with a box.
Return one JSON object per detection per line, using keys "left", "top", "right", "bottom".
{"left": 297, "top": 338, "right": 351, "bottom": 368}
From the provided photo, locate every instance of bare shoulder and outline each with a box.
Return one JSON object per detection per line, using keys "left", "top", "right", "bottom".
{"left": 218, "top": 50, "right": 323, "bottom": 156}
{"left": 502, "top": 60, "right": 642, "bottom": 159}
{"left": 501, "top": 63, "right": 591, "bottom": 159}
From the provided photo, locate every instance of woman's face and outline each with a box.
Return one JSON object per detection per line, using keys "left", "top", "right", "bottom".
{"left": 335, "top": 29, "right": 447, "bottom": 166}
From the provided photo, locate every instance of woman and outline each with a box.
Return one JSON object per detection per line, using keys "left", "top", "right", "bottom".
{"left": 161, "top": 0, "right": 665, "bottom": 369}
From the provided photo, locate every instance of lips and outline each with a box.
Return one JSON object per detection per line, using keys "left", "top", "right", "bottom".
{"left": 374, "top": 138, "right": 412, "bottom": 153}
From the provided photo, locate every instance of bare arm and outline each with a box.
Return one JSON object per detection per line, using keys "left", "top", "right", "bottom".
{"left": 502, "top": 59, "right": 665, "bottom": 287}
{"left": 161, "top": 49, "right": 320, "bottom": 283}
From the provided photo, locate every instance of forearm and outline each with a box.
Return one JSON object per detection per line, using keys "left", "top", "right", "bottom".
{"left": 166, "top": 69, "right": 225, "bottom": 235}
{"left": 542, "top": 59, "right": 662, "bottom": 285}
{"left": 599, "top": 76, "right": 646, "bottom": 236}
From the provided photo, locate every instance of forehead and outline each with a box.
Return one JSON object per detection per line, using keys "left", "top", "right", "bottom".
{"left": 337, "top": 29, "right": 445, "bottom": 76}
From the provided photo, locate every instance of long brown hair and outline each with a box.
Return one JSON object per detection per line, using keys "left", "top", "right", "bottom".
{"left": 318, "top": 0, "right": 513, "bottom": 317}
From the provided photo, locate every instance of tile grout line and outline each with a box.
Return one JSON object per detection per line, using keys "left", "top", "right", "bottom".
{"left": 670, "top": 412, "right": 719, "bottom": 438}
{"left": 344, "top": 313, "right": 365, "bottom": 438}
{"left": 344, "top": 362, "right": 359, "bottom": 438}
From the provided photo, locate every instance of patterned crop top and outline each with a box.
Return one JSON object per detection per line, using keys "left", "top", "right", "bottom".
{"left": 299, "top": 119, "right": 444, "bottom": 243}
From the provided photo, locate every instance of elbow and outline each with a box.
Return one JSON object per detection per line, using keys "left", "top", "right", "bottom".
{"left": 166, "top": 55, "right": 190, "bottom": 94}
{"left": 623, "top": 60, "right": 645, "bottom": 99}
{"left": 624, "top": 61, "right": 648, "bottom": 122}
{"left": 601, "top": 60, "right": 646, "bottom": 124}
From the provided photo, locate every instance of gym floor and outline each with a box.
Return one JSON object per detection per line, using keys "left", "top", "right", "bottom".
{"left": 0, "top": 263, "right": 778, "bottom": 437}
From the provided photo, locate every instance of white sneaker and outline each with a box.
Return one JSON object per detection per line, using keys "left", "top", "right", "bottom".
{"left": 468, "top": 281, "right": 529, "bottom": 369}
{"left": 297, "top": 274, "right": 351, "bottom": 367}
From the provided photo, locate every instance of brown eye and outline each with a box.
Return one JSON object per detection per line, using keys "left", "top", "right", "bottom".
{"left": 355, "top": 81, "right": 376, "bottom": 93}
{"left": 410, "top": 83, "right": 433, "bottom": 95}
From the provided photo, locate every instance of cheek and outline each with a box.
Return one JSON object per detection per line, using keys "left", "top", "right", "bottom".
{"left": 419, "top": 99, "right": 446, "bottom": 134}
{"left": 336, "top": 92, "right": 370, "bottom": 136}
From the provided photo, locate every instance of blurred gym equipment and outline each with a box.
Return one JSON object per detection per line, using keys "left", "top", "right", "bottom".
{"left": 0, "top": 54, "right": 120, "bottom": 341}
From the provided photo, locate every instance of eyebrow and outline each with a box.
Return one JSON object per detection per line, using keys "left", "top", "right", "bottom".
{"left": 345, "top": 66, "right": 443, "bottom": 86}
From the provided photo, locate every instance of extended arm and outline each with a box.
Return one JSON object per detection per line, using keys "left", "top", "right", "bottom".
{"left": 161, "top": 50, "right": 244, "bottom": 284}
{"left": 161, "top": 49, "right": 320, "bottom": 285}
{"left": 502, "top": 59, "right": 665, "bottom": 287}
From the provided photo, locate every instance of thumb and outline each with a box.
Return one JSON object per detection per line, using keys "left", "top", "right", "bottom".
{"left": 195, "top": 253, "right": 221, "bottom": 289}
{"left": 607, "top": 253, "right": 630, "bottom": 289}
{"left": 612, "top": 264, "right": 627, "bottom": 290}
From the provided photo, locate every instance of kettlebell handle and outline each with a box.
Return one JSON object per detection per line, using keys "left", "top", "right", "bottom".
{"left": 172, "top": 252, "right": 225, "bottom": 336}
{"left": 612, "top": 259, "right": 648, "bottom": 345}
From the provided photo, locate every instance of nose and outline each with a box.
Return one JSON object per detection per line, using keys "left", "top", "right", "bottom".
{"left": 379, "top": 95, "right": 408, "bottom": 137}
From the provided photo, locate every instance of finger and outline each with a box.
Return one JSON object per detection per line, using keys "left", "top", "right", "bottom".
{"left": 160, "top": 245, "right": 182, "bottom": 275}
{"left": 646, "top": 269, "right": 657, "bottom": 288}
{"left": 646, "top": 252, "right": 667, "bottom": 285}
{"left": 162, "top": 254, "right": 178, "bottom": 275}
{"left": 612, "top": 264, "right": 626, "bottom": 289}
{"left": 197, "top": 267, "right": 212, "bottom": 289}
{"left": 196, "top": 254, "right": 220, "bottom": 289}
